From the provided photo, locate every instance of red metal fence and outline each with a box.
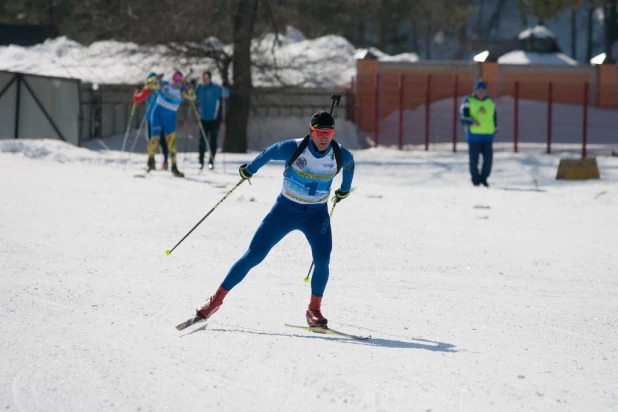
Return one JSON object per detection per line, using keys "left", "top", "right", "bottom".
{"left": 349, "top": 73, "right": 618, "bottom": 157}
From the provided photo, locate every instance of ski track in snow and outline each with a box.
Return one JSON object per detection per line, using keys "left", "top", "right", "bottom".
{"left": 1, "top": 139, "right": 618, "bottom": 411}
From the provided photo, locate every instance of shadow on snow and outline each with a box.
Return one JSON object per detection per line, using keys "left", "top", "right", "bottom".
{"left": 182, "top": 324, "right": 457, "bottom": 352}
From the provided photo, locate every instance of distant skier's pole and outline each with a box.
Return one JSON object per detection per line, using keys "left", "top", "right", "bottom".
{"left": 120, "top": 102, "right": 137, "bottom": 153}
{"left": 304, "top": 94, "right": 341, "bottom": 283}
{"left": 221, "top": 96, "right": 227, "bottom": 174}
{"left": 123, "top": 97, "right": 158, "bottom": 169}
{"left": 190, "top": 101, "right": 214, "bottom": 167}
{"left": 182, "top": 103, "right": 191, "bottom": 170}
{"left": 165, "top": 178, "right": 247, "bottom": 256}
{"left": 123, "top": 111, "right": 148, "bottom": 170}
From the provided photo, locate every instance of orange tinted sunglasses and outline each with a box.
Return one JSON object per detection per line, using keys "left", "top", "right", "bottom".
{"left": 310, "top": 125, "right": 336, "bottom": 138}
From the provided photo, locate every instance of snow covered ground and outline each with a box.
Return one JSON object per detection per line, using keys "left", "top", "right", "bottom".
{"left": 1, "top": 139, "right": 617, "bottom": 411}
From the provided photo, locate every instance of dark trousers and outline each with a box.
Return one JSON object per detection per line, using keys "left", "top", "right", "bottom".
{"left": 468, "top": 141, "right": 493, "bottom": 185}
{"left": 221, "top": 195, "right": 332, "bottom": 297}
{"left": 147, "top": 122, "right": 168, "bottom": 161}
{"left": 199, "top": 119, "right": 220, "bottom": 165}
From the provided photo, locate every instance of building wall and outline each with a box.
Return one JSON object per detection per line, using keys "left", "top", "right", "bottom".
{"left": 0, "top": 70, "right": 81, "bottom": 145}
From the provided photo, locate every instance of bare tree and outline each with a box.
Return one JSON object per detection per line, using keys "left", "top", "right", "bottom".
{"left": 227, "top": 0, "right": 259, "bottom": 153}
{"left": 571, "top": 7, "right": 578, "bottom": 58}
{"left": 517, "top": 0, "right": 584, "bottom": 22}
{"left": 587, "top": 0, "right": 596, "bottom": 60}
{"left": 603, "top": 0, "right": 618, "bottom": 61}
{"left": 407, "top": 0, "right": 473, "bottom": 59}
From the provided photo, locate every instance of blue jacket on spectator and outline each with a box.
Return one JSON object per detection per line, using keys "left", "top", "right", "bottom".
{"left": 195, "top": 80, "right": 229, "bottom": 121}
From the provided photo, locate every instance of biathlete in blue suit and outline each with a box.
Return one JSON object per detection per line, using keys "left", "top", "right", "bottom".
{"left": 195, "top": 111, "right": 355, "bottom": 328}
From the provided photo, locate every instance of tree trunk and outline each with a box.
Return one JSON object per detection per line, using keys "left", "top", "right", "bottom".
{"left": 357, "top": 0, "right": 366, "bottom": 46}
{"left": 424, "top": 24, "right": 432, "bottom": 59}
{"left": 224, "top": 0, "right": 258, "bottom": 153}
{"left": 411, "top": 23, "right": 418, "bottom": 53}
{"left": 478, "top": 0, "right": 485, "bottom": 41}
{"left": 604, "top": 0, "right": 618, "bottom": 62}
{"left": 455, "top": 26, "right": 468, "bottom": 60}
{"left": 571, "top": 8, "right": 577, "bottom": 60}
{"left": 378, "top": 0, "right": 389, "bottom": 51}
{"left": 586, "top": 2, "right": 594, "bottom": 62}
{"left": 484, "top": 0, "right": 508, "bottom": 41}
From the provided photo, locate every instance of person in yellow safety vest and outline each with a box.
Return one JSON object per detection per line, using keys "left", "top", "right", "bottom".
{"left": 459, "top": 79, "right": 497, "bottom": 187}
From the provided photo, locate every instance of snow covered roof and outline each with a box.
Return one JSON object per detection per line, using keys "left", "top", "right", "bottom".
{"left": 590, "top": 53, "right": 607, "bottom": 65}
{"left": 379, "top": 52, "right": 419, "bottom": 63}
{"left": 497, "top": 50, "right": 577, "bottom": 65}
{"left": 518, "top": 25, "right": 556, "bottom": 40}
{"left": 355, "top": 47, "right": 419, "bottom": 62}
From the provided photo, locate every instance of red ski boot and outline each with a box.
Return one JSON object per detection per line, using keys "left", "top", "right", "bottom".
{"left": 196, "top": 286, "right": 229, "bottom": 320}
{"left": 306, "top": 294, "right": 328, "bottom": 328}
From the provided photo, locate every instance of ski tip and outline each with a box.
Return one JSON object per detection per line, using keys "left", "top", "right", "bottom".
{"left": 165, "top": 250, "right": 171, "bottom": 256}
{"left": 176, "top": 314, "right": 205, "bottom": 331}
{"left": 175, "top": 318, "right": 194, "bottom": 331}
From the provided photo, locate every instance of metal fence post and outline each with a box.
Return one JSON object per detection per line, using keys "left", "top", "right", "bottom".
{"left": 582, "top": 82, "right": 589, "bottom": 158}
{"left": 547, "top": 82, "right": 553, "bottom": 154}
{"left": 398, "top": 73, "right": 404, "bottom": 150}
{"left": 14, "top": 74, "right": 21, "bottom": 139}
{"left": 452, "top": 75, "right": 459, "bottom": 153}
{"left": 514, "top": 81, "right": 519, "bottom": 153}
{"left": 374, "top": 73, "right": 380, "bottom": 147}
{"left": 424, "top": 74, "right": 431, "bottom": 151}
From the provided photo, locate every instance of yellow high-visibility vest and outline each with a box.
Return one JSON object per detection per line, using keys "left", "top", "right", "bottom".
{"left": 468, "top": 97, "right": 496, "bottom": 135}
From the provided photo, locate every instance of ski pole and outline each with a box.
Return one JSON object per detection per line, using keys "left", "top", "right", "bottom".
{"left": 190, "top": 101, "right": 214, "bottom": 167}
{"left": 124, "top": 97, "right": 157, "bottom": 169}
{"left": 165, "top": 178, "right": 248, "bottom": 256}
{"left": 304, "top": 93, "right": 341, "bottom": 283}
{"left": 123, "top": 111, "right": 148, "bottom": 170}
{"left": 303, "top": 202, "right": 337, "bottom": 283}
{"left": 123, "top": 114, "right": 146, "bottom": 169}
{"left": 120, "top": 102, "right": 137, "bottom": 152}
{"left": 221, "top": 96, "right": 227, "bottom": 174}
{"left": 182, "top": 103, "right": 191, "bottom": 170}
{"left": 330, "top": 93, "right": 341, "bottom": 113}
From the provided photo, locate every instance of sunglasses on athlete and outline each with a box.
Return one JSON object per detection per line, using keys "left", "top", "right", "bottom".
{"left": 310, "top": 125, "right": 336, "bottom": 138}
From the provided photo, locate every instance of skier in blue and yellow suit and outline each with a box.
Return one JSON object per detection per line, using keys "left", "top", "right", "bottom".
{"left": 193, "top": 111, "right": 355, "bottom": 328}
{"left": 146, "top": 71, "right": 195, "bottom": 177}
{"left": 133, "top": 72, "right": 169, "bottom": 169}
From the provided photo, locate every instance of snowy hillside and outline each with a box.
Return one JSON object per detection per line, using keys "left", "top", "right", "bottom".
{"left": 1, "top": 139, "right": 617, "bottom": 411}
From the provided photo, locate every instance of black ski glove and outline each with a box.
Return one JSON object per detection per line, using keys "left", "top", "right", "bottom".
{"left": 239, "top": 164, "right": 253, "bottom": 180}
{"left": 331, "top": 189, "right": 350, "bottom": 203}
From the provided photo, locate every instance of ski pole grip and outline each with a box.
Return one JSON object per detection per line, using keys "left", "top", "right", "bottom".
{"left": 330, "top": 94, "right": 341, "bottom": 114}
